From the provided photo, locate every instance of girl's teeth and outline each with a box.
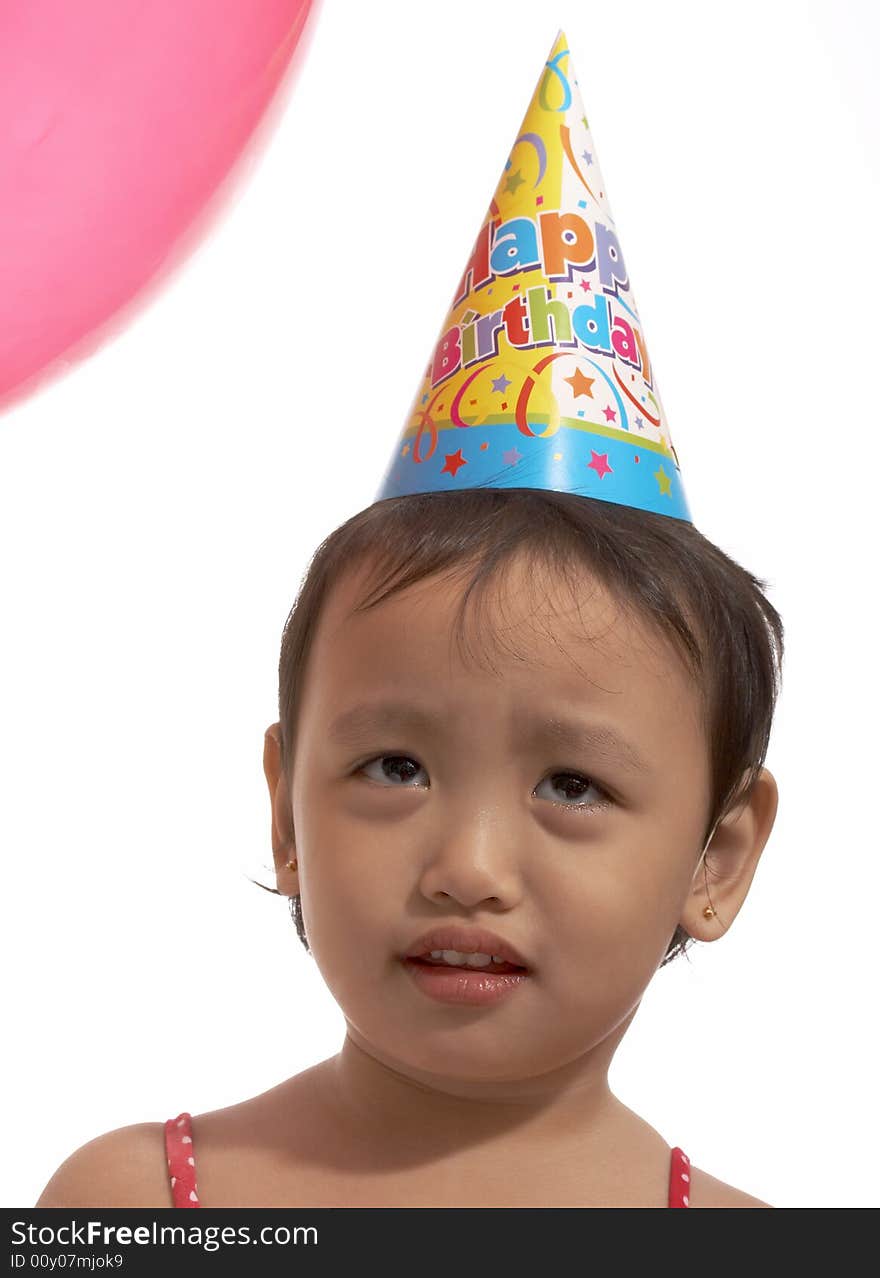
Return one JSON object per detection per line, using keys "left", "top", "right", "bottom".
{"left": 429, "top": 950, "right": 503, "bottom": 967}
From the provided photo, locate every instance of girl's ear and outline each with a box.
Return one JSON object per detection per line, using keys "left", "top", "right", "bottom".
{"left": 263, "top": 722, "right": 298, "bottom": 895}
{"left": 682, "top": 767, "right": 779, "bottom": 942}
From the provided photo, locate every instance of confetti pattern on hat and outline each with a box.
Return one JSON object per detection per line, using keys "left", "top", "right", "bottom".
{"left": 374, "top": 30, "right": 691, "bottom": 522}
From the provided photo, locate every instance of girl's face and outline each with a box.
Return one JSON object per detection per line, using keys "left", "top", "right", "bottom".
{"left": 279, "top": 552, "right": 713, "bottom": 1085}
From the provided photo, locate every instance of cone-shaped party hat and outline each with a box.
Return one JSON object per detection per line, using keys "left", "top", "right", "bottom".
{"left": 374, "top": 31, "right": 691, "bottom": 521}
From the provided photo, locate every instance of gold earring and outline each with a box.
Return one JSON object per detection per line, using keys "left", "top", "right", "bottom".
{"left": 286, "top": 857, "right": 297, "bottom": 872}
{"left": 702, "top": 905, "right": 716, "bottom": 919}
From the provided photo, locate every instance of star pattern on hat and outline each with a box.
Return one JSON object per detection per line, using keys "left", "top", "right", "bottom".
{"left": 441, "top": 448, "right": 467, "bottom": 477}
{"left": 587, "top": 451, "right": 613, "bottom": 479}
{"left": 653, "top": 465, "right": 672, "bottom": 496}
{"left": 564, "top": 369, "right": 595, "bottom": 398}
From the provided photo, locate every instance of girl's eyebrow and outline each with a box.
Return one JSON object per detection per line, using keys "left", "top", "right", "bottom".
{"left": 327, "top": 700, "right": 651, "bottom": 776}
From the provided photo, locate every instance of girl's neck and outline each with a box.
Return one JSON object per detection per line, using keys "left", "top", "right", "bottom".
{"left": 317, "top": 1027, "right": 643, "bottom": 1167}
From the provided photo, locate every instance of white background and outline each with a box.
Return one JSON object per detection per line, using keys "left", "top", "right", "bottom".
{"left": 3, "top": 0, "right": 878, "bottom": 1209}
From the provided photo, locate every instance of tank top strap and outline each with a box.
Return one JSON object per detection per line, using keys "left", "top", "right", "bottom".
{"left": 668, "top": 1146, "right": 691, "bottom": 1207}
{"left": 164, "top": 1112, "right": 201, "bottom": 1207}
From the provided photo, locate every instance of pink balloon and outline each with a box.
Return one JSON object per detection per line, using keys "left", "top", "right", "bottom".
{"left": 0, "top": 0, "right": 316, "bottom": 413}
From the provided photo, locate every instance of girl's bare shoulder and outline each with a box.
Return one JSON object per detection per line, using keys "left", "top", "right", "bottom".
{"left": 687, "top": 1163, "right": 773, "bottom": 1208}
{"left": 34, "top": 1122, "right": 171, "bottom": 1209}
{"left": 34, "top": 1066, "right": 328, "bottom": 1210}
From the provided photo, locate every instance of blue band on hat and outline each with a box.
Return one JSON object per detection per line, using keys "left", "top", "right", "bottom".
{"left": 375, "top": 419, "right": 692, "bottom": 522}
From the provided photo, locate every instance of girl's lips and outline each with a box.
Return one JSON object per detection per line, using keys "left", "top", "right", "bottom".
{"left": 401, "top": 957, "right": 530, "bottom": 1006}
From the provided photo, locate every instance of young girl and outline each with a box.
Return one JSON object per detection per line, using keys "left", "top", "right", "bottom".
{"left": 35, "top": 32, "right": 781, "bottom": 1209}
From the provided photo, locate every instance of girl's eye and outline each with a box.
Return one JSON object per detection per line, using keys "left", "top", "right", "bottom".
{"left": 359, "top": 755, "right": 428, "bottom": 788}
{"left": 356, "top": 755, "right": 611, "bottom": 812}
{"left": 357, "top": 751, "right": 426, "bottom": 782}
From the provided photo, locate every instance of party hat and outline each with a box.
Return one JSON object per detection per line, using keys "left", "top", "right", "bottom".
{"left": 374, "top": 31, "right": 691, "bottom": 521}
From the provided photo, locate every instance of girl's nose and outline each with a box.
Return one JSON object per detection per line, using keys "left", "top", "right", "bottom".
{"left": 415, "top": 802, "right": 526, "bottom": 909}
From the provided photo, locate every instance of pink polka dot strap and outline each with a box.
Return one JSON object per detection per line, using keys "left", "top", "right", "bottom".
{"left": 164, "top": 1112, "right": 200, "bottom": 1208}
{"left": 668, "top": 1146, "right": 691, "bottom": 1207}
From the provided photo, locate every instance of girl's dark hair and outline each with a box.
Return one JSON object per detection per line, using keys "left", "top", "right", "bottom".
{"left": 254, "top": 487, "right": 783, "bottom": 968}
